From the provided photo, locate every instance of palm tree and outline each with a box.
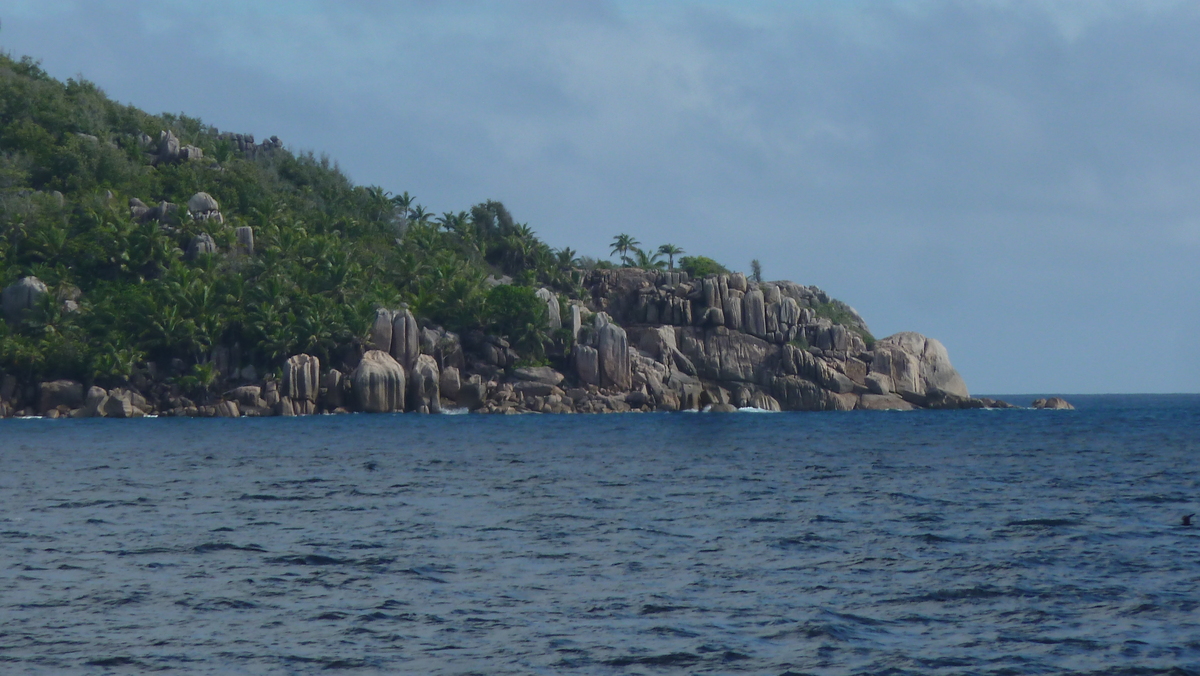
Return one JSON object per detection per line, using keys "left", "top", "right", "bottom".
{"left": 631, "top": 247, "right": 665, "bottom": 270}
{"left": 610, "top": 234, "right": 640, "bottom": 265}
{"left": 408, "top": 204, "right": 431, "bottom": 223}
{"left": 390, "top": 191, "right": 414, "bottom": 213}
{"left": 657, "top": 244, "right": 684, "bottom": 270}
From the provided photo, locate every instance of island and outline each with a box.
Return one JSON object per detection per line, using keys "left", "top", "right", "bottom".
{"left": 0, "top": 52, "right": 1011, "bottom": 418}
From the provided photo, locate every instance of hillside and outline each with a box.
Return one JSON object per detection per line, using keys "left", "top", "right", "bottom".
{"left": 0, "top": 52, "right": 997, "bottom": 417}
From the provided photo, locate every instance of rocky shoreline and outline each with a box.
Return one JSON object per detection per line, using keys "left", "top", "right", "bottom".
{"left": 2, "top": 265, "right": 1033, "bottom": 419}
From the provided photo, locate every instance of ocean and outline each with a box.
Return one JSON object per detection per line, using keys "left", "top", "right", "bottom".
{"left": 1, "top": 395, "right": 1198, "bottom": 675}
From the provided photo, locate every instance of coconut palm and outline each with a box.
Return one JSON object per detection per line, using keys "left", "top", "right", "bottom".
{"left": 631, "top": 247, "right": 665, "bottom": 270}
{"left": 610, "top": 234, "right": 640, "bottom": 265}
{"left": 657, "top": 244, "right": 684, "bottom": 270}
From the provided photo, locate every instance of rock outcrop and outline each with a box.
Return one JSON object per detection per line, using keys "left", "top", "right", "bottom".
{"left": 352, "top": 350, "right": 406, "bottom": 413}
{"left": 186, "top": 233, "right": 217, "bottom": 259}
{"left": 282, "top": 354, "right": 320, "bottom": 414}
{"left": 536, "top": 288, "right": 562, "bottom": 330}
{"left": 408, "top": 354, "right": 441, "bottom": 414}
{"left": 3, "top": 276, "right": 48, "bottom": 323}
{"left": 1033, "top": 397, "right": 1074, "bottom": 410}
{"left": 0, "top": 255, "right": 997, "bottom": 418}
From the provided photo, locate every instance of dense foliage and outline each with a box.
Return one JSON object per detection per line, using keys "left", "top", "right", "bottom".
{"left": 0, "top": 53, "right": 578, "bottom": 386}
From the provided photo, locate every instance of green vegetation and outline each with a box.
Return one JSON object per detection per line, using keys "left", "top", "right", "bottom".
{"left": 678, "top": 255, "right": 729, "bottom": 278}
{"left": 814, "top": 301, "right": 875, "bottom": 348}
{"left": 0, "top": 51, "right": 860, "bottom": 398}
{"left": 0, "top": 53, "right": 573, "bottom": 387}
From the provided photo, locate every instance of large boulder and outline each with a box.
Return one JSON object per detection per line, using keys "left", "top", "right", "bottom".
{"left": 772, "top": 376, "right": 840, "bottom": 411}
{"left": 38, "top": 380, "right": 83, "bottom": 414}
{"left": 369, "top": 308, "right": 395, "bottom": 353}
{"left": 3, "top": 276, "right": 48, "bottom": 323}
{"left": 595, "top": 314, "right": 631, "bottom": 391}
{"left": 235, "top": 226, "right": 254, "bottom": 256}
{"left": 575, "top": 345, "right": 600, "bottom": 386}
{"left": 512, "top": 366, "right": 564, "bottom": 386}
{"left": 351, "top": 350, "right": 406, "bottom": 413}
{"left": 408, "top": 354, "right": 441, "bottom": 414}
{"left": 870, "top": 332, "right": 968, "bottom": 401}
{"left": 440, "top": 366, "right": 462, "bottom": 401}
{"left": 858, "top": 393, "right": 915, "bottom": 411}
{"left": 157, "top": 130, "right": 181, "bottom": 163}
{"left": 743, "top": 288, "right": 767, "bottom": 337}
{"left": 187, "top": 192, "right": 219, "bottom": 214}
{"left": 535, "top": 288, "right": 562, "bottom": 331}
{"left": 282, "top": 354, "right": 320, "bottom": 404}
{"left": 391, "top": 309, "right": 420, "bottom": 370}
{"left": 1033, "top": 397, "right": 1074, "bottom": 410}
{"left": 186, "top": 233, "right": 217, "bottom": 260}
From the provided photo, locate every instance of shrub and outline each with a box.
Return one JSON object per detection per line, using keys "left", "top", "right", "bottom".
{"left": 679, "top": 255, "right": 729, "bottom": 278}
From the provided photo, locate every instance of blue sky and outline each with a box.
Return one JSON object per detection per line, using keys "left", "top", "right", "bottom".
{"left": 3, "top": 1, "right": 1198, "bottom": 394}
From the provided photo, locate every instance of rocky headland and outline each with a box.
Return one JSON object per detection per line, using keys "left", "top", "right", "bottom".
{"left": 2, "top": 257, "right": 1014, "bottom": 419}
{"left": 0, "top": 53, "right": 1037, "bottom": 419}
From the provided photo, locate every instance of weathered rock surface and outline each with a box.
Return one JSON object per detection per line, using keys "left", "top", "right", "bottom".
{"left": 235, "top": 226, "right": 254, "bottom": 255}
{"left": 575, "top": 345, "right": 600, "bottom": 386}
{"left": 408, "top": 354, "right": 441, "bottom": 414}
{"left": 512, "top": 366, "right": 565, "bottom": 386}
{"left": 352, "top": 350, "right": 405, "bottom": 413}
{"left": 186, "top": 233, "right": 217, "bottom": 260}
{"left": 391, "top": 309, "right": 420, "bottom": 370}
{"left": 536, "top": 288, "right": 562, "bottom": 331}
{"left": 1033, "top": 397, "right": 1074, "bottom": 410}
{"left": 38, "top": 380, "right": 84, "bottom": 414}
{"left": 870, "top": 332, "right": 969, "bottom": 401}
{"left": 3, "top": 276, "right": 48, "bottom": 323}
{"left": 595, "top": 314, "right": 631, "bottom": 391}
{"left": 187, "top": 192, "right": 219, "bottom": 214}
{"left": 440, "top": 366, "right": 461, "bottom": 401}
{"left": 282, "top": 354, "right": 320, "bottom": 404}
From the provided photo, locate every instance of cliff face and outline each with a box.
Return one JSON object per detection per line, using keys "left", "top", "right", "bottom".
{"left": 561, "top": 268, "right": 986, "bottom": 414}
{"left": 0, "top": 265, "right": 997, "bottom": 418}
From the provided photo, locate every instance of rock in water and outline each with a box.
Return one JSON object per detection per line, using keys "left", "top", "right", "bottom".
{"left": 38, "top": 380, "right": 83, "bottom": 415}
{"left": 408, "top": 354, "right": 441, "bottom": 414}
{"left": 3, "top": 276, "right": 48, "bottom": 323}
{"left": 440, "top": 366, "right": 461, "bottom": 401}
{"left": 282, "top": 354, "right": 320, "bottom": 405}
{"left": 870, "top": 332, "right": 968, "bottom": 401}
{"left": 1032, "top": 397, "right": 1075, "bottom": 410}
{"left": 352, "top": 350, "right": 406, "bottom": 413}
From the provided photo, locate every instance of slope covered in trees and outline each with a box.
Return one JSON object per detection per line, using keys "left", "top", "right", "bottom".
{"left": 0, "top": 53, "right": 595, "bottom": 387}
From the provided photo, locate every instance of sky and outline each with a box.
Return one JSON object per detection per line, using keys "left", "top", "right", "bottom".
{"left": 2, "top": 0, "right": 1198, "bottom": 394}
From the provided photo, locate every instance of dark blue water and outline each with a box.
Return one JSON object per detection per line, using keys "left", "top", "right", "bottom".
{"left": 1, "top": 395, "right": 1198, "bottom": 675}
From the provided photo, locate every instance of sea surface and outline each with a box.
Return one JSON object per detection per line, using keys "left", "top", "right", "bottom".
{"left": 1, "top": 394, "right": 1198, "bottom": 675}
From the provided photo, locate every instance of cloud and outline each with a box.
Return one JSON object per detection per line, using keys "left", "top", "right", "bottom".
{"left": 3, "top": 0, "right": 1198, "bottom": 392}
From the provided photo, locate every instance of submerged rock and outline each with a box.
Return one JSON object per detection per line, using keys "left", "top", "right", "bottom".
{"left": 1032, "top": 397, "right": 1074, "bottom": 410}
